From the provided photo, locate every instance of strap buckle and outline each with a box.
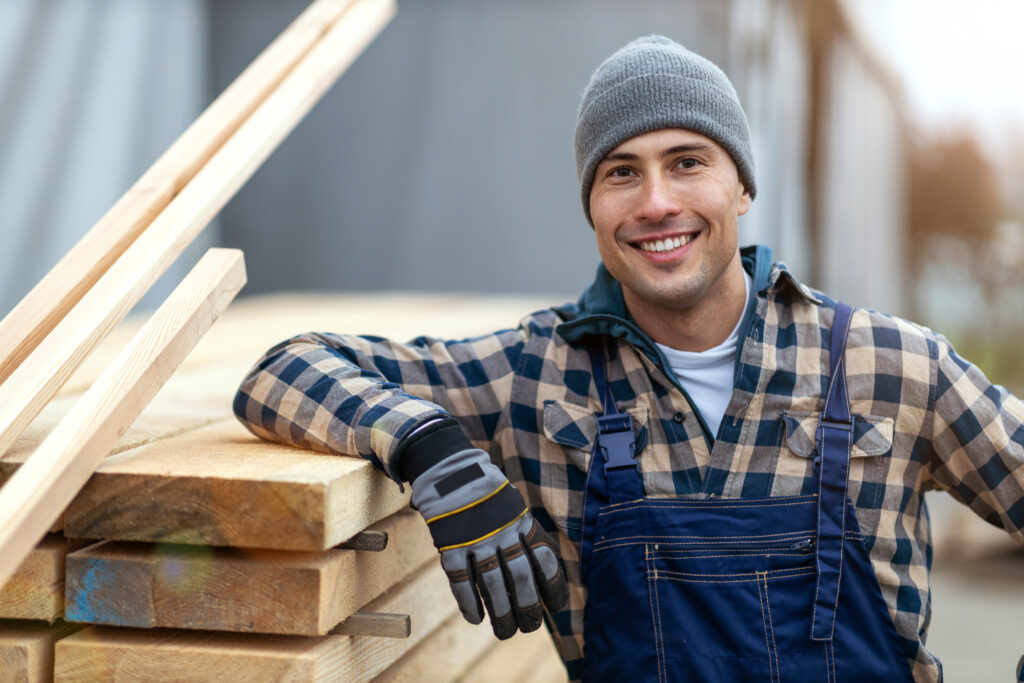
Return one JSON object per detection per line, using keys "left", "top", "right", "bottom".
{"left": 597, "top": 413, "right": 637, "bottom": 472}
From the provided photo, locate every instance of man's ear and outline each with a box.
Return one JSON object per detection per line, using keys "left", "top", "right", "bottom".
{"left": 737, "top": 185, "right": 752, "bottom": 216}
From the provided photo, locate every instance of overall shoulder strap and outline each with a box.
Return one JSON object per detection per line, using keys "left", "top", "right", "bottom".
{"left": 811, "top": 301, "right": 855, "bottom": 641}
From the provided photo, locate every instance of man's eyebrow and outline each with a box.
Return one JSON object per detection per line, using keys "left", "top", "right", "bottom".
{"left": 600, "top": 143, "right": 716, "bottom": 164}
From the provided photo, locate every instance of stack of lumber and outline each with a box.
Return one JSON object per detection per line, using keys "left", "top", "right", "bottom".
{"left": 0, "top": 293, "right": 567, "bottom": 681}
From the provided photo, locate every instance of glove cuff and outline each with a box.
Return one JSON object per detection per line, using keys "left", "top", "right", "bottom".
{"left": 396, "top": 417, "right": 473, "bottom": 483}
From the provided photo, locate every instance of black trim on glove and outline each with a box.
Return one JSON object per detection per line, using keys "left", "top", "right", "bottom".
{"left": 394, "top": 417, "right": 472, "bottom": 483}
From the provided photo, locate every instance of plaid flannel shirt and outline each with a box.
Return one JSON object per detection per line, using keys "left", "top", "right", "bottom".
{"left": 234, "top": 245, "right": 1024, "bottom": 682}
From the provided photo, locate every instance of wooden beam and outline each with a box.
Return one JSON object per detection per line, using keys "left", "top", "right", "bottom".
{"left": 0, "top": 0, "right": 356, "bottom": 386}
{"left": 0, "top": 249, "right": 246, "bottom": 591}
{"left": 0, "top": 621, "right": 77, "bottom": 683}
{"left": 0, "top": 536, "right": 88, "bottom": 621}
{"left": 457, "top": 625, "right": 566, "bottom": 683}
{"left": 0, "top": 0, "right": 396, "bottom": 460}
{"left": 63, "top": 511, "right": 432, "bottom": 635}
{"left": 371, "top": 614, "right": 499, "bottom": 682}
{"left": 61, "top": 420, "right": 411, "bottom": 551}
{"left": 54, "top": 562, "right": 458, "bottom": 682}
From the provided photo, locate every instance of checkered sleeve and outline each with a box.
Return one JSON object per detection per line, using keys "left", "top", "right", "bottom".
{"left": 926, "top": 334, "right": 1024, "bottom": 542}
{"left": 233, "top": 328, "right": 527, "bottom": 481}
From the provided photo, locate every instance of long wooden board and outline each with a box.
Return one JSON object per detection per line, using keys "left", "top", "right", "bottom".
{"left": 372, "top": 613, "right": 500, "bottom": 682}
{"left": 54, "top": 562, "right": 457, "bottom": 682}
{"left": 0, "top": 249, "right": 246, "bottom": 590}
{"left": 0, "top": 0, "right": 396, "bottom": 460}
{"left": 0, "top": 536, "right": 88, "bottom": 621}
{"left": 457, "top": 626, "right": 566, "bottom": 683}
{"left": 0, "top": 0, "right": 355, "bottom": 386}
{"left": 62, "top": 420, "right": 409, "bottom": 551}
{"left": 63, "top": 511, "right": 434, "bottom": 635}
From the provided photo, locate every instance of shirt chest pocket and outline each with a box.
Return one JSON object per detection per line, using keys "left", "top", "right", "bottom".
{"left": 541, "top": 400, "right": 650, "bottom": 473}
{"left": 778, "top": 410, "right": 894, "bottom": 511}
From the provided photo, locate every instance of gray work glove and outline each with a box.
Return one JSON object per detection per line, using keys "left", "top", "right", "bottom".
{"left": 399, "top": 419, "right": 569, "bottom": 640}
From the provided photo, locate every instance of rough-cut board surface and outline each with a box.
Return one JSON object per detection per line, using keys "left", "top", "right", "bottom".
{"left": 64, "top": 511, "right": 433, "bottom": 635}
{"left": 54, "top": 562, "right": 456, "bottom": 682}
{"left": 0, "top": 621, "right": 77, "bottom": 683}
{"left": 457, "top": 624, "right": 567, "bottom": 683}
{"left": 373, "top": 613, "right": 499, "bottom": 682}
{"left": 61, "top": 420, "right": 409, "bottom": 551}
{"left": 0, "top": 536, "right": 88, "bottom": 621}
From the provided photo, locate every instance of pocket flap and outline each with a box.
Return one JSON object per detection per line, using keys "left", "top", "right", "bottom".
{"left": 542, "top": 401, "right": 594, "bottom": 449}
{"left": 781, "top": 411, "right": 893, "bottom": 458}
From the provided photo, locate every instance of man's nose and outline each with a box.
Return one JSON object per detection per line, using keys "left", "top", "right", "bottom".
{"left": 635, "top": 174, "right": 682, "bottom": 224}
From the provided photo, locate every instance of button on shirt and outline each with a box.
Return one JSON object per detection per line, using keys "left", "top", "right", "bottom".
{"left": 656, "top": 269, "right": 753, "bottom": 439}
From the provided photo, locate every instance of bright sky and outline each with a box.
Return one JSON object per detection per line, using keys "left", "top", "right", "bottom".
{"left": 844, "top": 0, "right": 1024, "bottom": 144}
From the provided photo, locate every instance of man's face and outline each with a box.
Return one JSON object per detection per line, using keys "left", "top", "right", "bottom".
{"left": 589, "top": 128, "right": 751, "bottom": 313}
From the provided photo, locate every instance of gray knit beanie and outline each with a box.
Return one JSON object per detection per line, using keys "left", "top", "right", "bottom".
{"left": 574, "top": 35, "right": 756, "bottom": 226}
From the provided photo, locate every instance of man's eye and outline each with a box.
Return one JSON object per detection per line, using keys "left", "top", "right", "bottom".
{"left": 610, "top": 167, "right": 633, "bottom": 177}
{"left": 678, "top": 158, "right": 699, "bottom": 169}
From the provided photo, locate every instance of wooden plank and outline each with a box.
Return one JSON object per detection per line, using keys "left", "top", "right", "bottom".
{"left": 61, "top": 420, "right": 410, "bottom": 551}
{"left": 372, "top": 614, "right": 500, "bottom": 682}
{"left": 63, "top": 511, "right": 432, "bottom": 634}
{"left": 332, "top": 613, "right": 409, "bottom": 639}
{"left": 0, "top": 250, "right": 246, "bottom": 591}
{"left": 0, "top": 0, "right": 357, "bottom": 386}
{"left": 0, "top": 621, "right": 77, "bottom": 683}
{"left": 458, "top": 626, "right": 566, "bottom": 683}
{"left": 0, "top": 536, "right": 88, "bottom": 621}
{"left": 54, "top": 562, "right": 458, "bottom": 682}
{"left": 0, "top": 0, "right": 396, "bottom": 460}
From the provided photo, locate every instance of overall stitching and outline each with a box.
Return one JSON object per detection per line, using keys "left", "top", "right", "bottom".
{"left": 760, "top": 572, "right": 781, "bottom": 682}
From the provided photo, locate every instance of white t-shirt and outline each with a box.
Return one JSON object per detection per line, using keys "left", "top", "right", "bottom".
{"left": 655, "top": 270, "right": 752, "bottom": 439}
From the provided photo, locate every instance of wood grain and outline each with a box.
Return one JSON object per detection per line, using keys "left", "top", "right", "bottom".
{"left": 61, "top": 420, "right": 410, "bottom": 551}
{"left": 0, "top": 249, "right": 246, "bottom": 591}
{"left": 0, "top": 0, "right": 396, "bottom": 460}
{"left": 0, "top": 536, "right": 88, "bottom": 621}
{"left": 63, "top": 511, "right": 432, "bottom": 635}
{"left": 372, "top": 614, "right": 500, "bottom": 682}
{"left": 0, "top": 0, "right": 355, "bottom": 386}
{"left": 457, "top": 625, "right": 566, "bottom": 683}
{"left": 54, "top": 562, "right": 457, "bottom": 682}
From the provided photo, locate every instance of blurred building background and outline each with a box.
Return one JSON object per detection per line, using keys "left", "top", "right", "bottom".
{"left": 1, "top": 0, "right": 1022, "bottom": 678}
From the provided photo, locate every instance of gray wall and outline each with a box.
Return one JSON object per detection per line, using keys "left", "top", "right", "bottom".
{"left": 211, "top": 0, "right": 797, "bottom": 300}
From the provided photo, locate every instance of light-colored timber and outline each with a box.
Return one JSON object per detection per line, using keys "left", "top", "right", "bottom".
{"left": 332, "top": 613, "right": 410, "bottom": 639}
{"left": 63, "top": 511, "right": 433, "bottom": 634}
{"left": 0, "top": 249, "right": 246, "bottom": 591}
{"left": 54, "top": 561, "right": 457, "bottom": 682}
{"left": 0, "top": 0, "right": 396, "bottom": 460}
{"left": 61, "top": 420, "right": 410, "bottom": 551}
{"left": 0, "top": 0, "right": 356, "bottom": 386}
{"left": 458, "top": 625, "right": 566, "bottom": 683}
{"left": 372, "top": 613, "right": 500, "bottom": 682}
{"left": 0, "top": 621, "right": 77, "bottom": 683}
{"left": 0, "top": 536, "right": 88, "bottom": 621}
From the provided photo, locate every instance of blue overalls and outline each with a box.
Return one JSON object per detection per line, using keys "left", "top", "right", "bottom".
{"left": 580, "top": 303, "right": 916, "bottom": 681}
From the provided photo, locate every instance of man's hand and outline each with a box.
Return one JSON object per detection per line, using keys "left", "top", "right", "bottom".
{"left": 402, "top": 422, "right": 568, "bottom": 639}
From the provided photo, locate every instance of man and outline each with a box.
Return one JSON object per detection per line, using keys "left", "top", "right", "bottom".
{"left": 233, "top": 36, "right": 1024, "bottom": 681}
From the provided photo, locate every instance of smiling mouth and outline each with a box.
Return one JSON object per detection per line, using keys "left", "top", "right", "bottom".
{"left": 632, "top": 233, "right": 698, "bottom": 253}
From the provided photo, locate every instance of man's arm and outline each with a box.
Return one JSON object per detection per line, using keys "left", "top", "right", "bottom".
{"left": 927, "top": 335, "right": 1024, "bottom": 541}
{"left": 232, "top": 327, "right": 569, "bottom": 637}
{"left": 233, "top": 328, "right": 525, "bottom": 481}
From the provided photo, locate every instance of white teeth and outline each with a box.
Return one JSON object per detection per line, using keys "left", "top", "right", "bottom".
{"left": 639, "top": 234, "right": 694, "bottom": 252}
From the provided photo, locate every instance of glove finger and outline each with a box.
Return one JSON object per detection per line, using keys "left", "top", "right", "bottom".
{"left": 474, "top": 555, "right": 517, "bottom": 640}
{"left": 443, "top": 556, "right": 483, "bottom": 625}
{"left": 501, "top": 550, "right": 543, "bottom": 633}
{"left": 522, "top": 522, "right": 570, "bottom": 614}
